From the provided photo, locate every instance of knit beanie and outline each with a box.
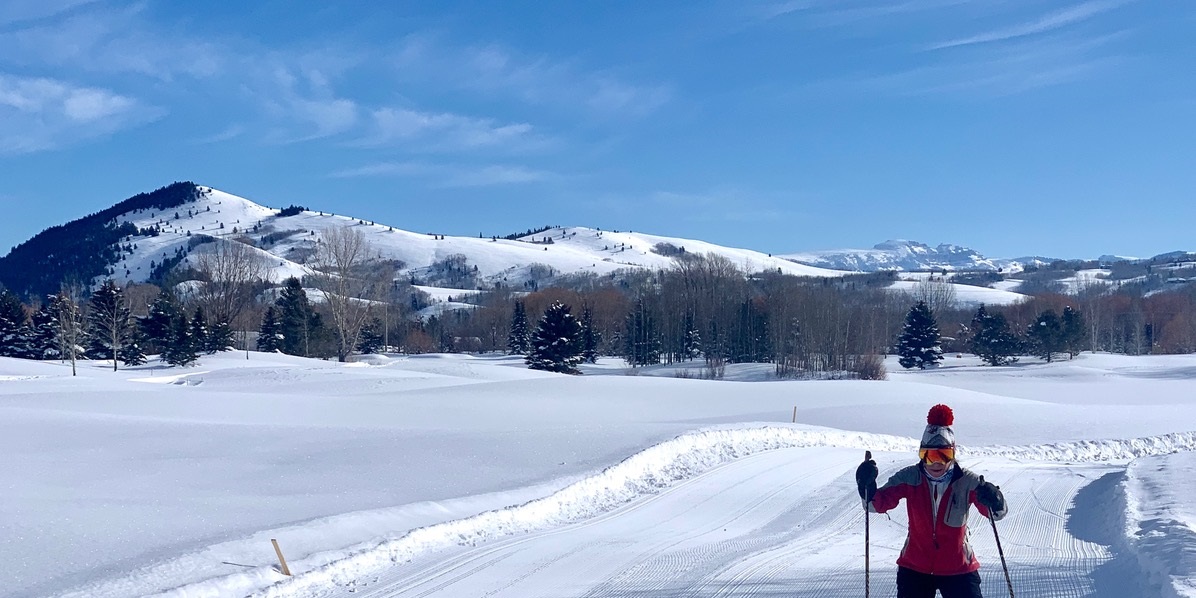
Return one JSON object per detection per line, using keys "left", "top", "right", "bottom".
{"left": 921, "top": 404, "right": 956, "bottom": 449}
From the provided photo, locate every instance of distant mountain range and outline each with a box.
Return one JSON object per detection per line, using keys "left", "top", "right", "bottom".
{"left": 0, "top": 183, "right": 1187, "bottom": 306}
{"left": 781, "top": 240, "right": 1055, "bottom": 273}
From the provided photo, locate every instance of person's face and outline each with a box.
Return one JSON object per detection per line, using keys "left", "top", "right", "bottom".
{"left": 919, "top": 447, "right": 954, "bottom": 477}
{"left": 924, "top": 459, "right": 951, "bottom": 477}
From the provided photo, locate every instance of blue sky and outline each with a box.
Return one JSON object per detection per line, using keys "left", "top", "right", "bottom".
{"left": 1, "top": 0, "right": 1193, "bottom": 260}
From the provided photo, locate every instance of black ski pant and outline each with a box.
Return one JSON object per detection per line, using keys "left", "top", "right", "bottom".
{"left": 896, "top": 566, "right": 982, "bottom": 598}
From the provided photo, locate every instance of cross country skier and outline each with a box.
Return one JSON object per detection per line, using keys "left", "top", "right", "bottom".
{"left": 855, "top": 404, "right": 1008, "bottom": 598}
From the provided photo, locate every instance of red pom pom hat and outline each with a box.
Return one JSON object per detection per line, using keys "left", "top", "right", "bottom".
{"left": 921, "top": 404, "right": 956, "bottom": 449}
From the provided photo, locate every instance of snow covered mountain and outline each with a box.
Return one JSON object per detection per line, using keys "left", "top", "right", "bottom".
{"left": 782, "top": 239, "right": 1052, "bottom": 273}
{"left": 0, "top": 183, "right": 1028, "bottom": 306}
{"left": 87, "top": 185, "right": 852, "bottom": 289}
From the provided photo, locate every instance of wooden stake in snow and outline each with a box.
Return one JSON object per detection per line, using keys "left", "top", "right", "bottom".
{"left": 792, "top": 406, "right": 797, "bottom": 423}
{"left": 271, "top": 538, "right": 292, "bottom": 576}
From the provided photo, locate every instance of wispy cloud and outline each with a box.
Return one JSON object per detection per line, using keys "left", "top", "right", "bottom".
{"left": 191, "top": 125, "right": 244, "bottom": 145}
{"left": 649, "top": 189, "right": 793, "bottom": 223}
{"left": 256, "top": 65, "right": 360, "bottom": 142}
{"left": 0, "top": 0, "right": 99, "bottom": 27}
{"left": 0, "top": 3, "right": 223, "bottom": 79}
{"left": 393, "top": 35, "right": 672, "bottom": 118}
{"left": 929, "top": 0, "right": 1131, "bottom": 50}
{"left": 331, "top": 161, "right": 558, "bottom": 187}
{"left": 0, "top": 73, "right": 161, "bottom": 154}
{"left": 355, "top": 107, "right": 548, "bottom": 152}
{"left": 756, "top": 0, "right": 818, "bottom": 21}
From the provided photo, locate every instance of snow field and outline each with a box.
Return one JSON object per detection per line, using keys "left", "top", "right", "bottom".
{"left": 4, "top": 351, "right": 1196, "bottom": 597}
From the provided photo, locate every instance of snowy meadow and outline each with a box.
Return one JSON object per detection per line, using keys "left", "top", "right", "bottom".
{"left": 3, "top": 351, "right": 1196, "bottom": 597}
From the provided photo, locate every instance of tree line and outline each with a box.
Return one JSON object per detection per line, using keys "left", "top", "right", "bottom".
{"left": 3, "top": 224, "right": 1196, "bottom": 375}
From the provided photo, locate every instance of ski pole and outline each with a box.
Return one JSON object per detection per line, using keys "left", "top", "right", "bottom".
{"left": 863, "top": 450, "right": 871, "bottom": 598}
{"left": 980, "top": 476, "right": 1015, "bottom": 598}
{"left": 989, "top": 513, "right": 1014, "bottom": 598}
{"left": 865, "top": 502, "right": 870, "bottom": 598}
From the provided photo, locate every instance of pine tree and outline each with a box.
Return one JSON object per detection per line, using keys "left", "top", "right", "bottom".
{"left": 86, "top": 280, "right": 133, "bottom": 371}
{"left": 1061, "top": 306, "right": 1085, "bottom": 359}
{"left": 140, "top": 289, "right": 181, "bottom": 354}
{"left": 580, "top": 304, "right": 600, "bottom": 364}
{"left": 897, "top": 301, "right": 943, "bottom": 370}
{"left": 256, "top": 306, "right": 284, "bottom": 352}
{"left": 1027, "top": 309, "right": 1064, "bottom": 362}
{"left": 118, "top": 329, "right": 147, "bottom": 366}
{"left": 162, "top": 313, "right": 198, "bottom": 366}
{"left": 969, "top": 305, "right": 1022, "bottom": 366}
{"left": 276, "top": 277, "right": 320, "bottom": 357}
{"left": 356, "top": 318, "right": 384, "bottom": 354}
{"left": 507, "top": 301, "right": 531, "bottom": 355}
{"left": 526, "top": 301, "right": 584, "bottom": 374}
{"left": 28, "top": 301, "right": 60, "bottom": 360}
{"left": 0, "top": 290, "right": 31, "bottom": 358}
{"left": 682, "top": 311, "right": 702, "bottom": 361}
{"left": 623, "top": 298, "right": 661, "bottom": 367}
{"left": 205, "top": 320, "right": 234, "bottom": 354}
{"left": 189, "top": 307, "right": 210, "bottom": 354}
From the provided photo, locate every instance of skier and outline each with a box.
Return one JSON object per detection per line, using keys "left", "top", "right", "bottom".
{"left": 855, "top": 404, "right": 1007, "bottom": 598}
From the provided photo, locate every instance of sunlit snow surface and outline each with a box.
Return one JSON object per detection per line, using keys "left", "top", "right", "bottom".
{"left": 4, "top": 352, "right": 1196, "bottom": 597}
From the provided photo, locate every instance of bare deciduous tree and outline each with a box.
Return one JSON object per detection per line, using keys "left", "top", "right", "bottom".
{"left": 194, "top": 239, "right": 267, "bottom": 330}
{"left": 911, "top": 277, "right": 957, "bottom": 317}
{"left": 312, "top": 227, "right": 394, "bottom": 362}
{"left": 52, "top": 288, "right": 86, "bottom": 376}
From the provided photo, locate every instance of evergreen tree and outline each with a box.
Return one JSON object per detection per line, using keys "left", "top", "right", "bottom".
{"left": 356, "top": 318, "right": 385, "bottom": 354}
{"left": 579, "top": 304, "right": 600, "bottom": 364}
{"left": 507, "top": 301, "right": 531, "bottom": 355}
{"left": 623, "top": 298, "right": 661, "bottom": 367}
{"left": 189, "top": 307, "right": 210, "bottom": 354}
{"left": 117, "top": 329, "right": 147, "bottom": 366}
{"left": 1061, "top": 306, "right": 1086, "bottom": 359}
{"left": 897, "top": 301, "right": 943, "bottom": 370}
{"left": 969, "top": 305, "right": 1022, "bottom": 366}
{"left": 526, "top": 301, "right": 584, "bottom": 374}
{"left": 256, "top": 306, "right": 284, "bottom": 352}
{"left": 86, "top": 280, "right": 133, "bottom": 371}
{"left": 204, "top": 320, "right": 234, "bottom": 354}
{"left": 162, "top": 313, "right": 198, "bottom": 366}
{"left": 140, "top": 289, "right": 181, "bottom": 354}
{"left": 162, "top": 310, "right": 199, "bottom": 365}
{"left": 275, "top": 277, "right": 320, "bottom": 357}
{"left": 682, "top": 311, "right": 702, "bottom": 361}
{"left": 28, "top": 301, "right": 61, "bottom": 360}
{"left": 1027, "top": 309, "right": 1064, "bottom": 362}
{"left": 0, "top": 290, "right": 31, "bottom": 358}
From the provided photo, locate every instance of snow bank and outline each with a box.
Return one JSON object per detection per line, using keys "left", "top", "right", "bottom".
{"left": 134, "top": 423, "right": 1196, "bottom": 597}
{"left": 1125, "top": 452, "right": 1196, "bottom": 598}
{"left": 967, "top": 432, "right": 1196, "bottom": 463}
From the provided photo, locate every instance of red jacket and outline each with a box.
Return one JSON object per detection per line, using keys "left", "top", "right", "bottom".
{"left": 867, "top": 462, "right": 1006, "bottom": 576}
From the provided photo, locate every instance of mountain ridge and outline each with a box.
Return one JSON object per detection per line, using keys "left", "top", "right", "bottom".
{"left": 4, "top": 183, "right": 1186, "bottom": 304}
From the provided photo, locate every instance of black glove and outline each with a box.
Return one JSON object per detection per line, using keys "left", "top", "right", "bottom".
{"left": 856, "top": 451, "right": 878, "bottom": 502}
{"left": 976, "top": 476, "right": 1006, "bottom": 513}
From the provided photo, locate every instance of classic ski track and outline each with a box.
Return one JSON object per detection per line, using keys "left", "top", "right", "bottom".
{"left": 701, "top": 460, "right": 1120, "bottom": 598}
{"left": 336, "top": 448, "right": 781, "bottom": 597}
{"left": 313, "top": 454, "right": 1138, "bottom": 598}
{"left": 578, "top": 450, "right": 858, "bottom": 598}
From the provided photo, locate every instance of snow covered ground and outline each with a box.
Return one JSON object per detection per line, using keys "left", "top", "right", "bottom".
{"left": 4, "top": 352, "right": 1196, "bottom": 597}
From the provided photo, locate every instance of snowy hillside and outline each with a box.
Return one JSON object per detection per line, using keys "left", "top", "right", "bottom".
{"left": 782, "top": 239, "right": 1049, "bottom": 273}
{"left": 99, "top": 185, "right": 1027, "bottom": 306}
{"left": 108, "top": 186, "right": 848, "bottom": 289}
{"left": 5, "top": 352, "right": 1196, "bottom": 597}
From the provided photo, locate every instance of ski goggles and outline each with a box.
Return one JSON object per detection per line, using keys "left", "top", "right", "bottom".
{"left": 919, "top": 447, "right": 955, "bottom": 464}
